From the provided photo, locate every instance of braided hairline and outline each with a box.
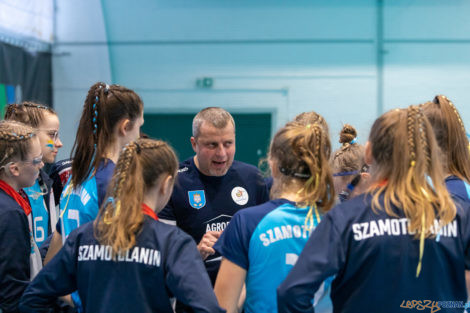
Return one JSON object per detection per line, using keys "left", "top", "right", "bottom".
{"left": 416, "top": 107, "right": 432, "bottom": 171}
{"left": 439, "top": 95, "right": 466, "bottom": 133}
{"left": 0, "top": 129, "right": 36, "bottom": 142}
{"left": 0, "top": 128, "right": 36, "bottom": 167}
{"left": 113, "top": 140, "right": 167, "bottom": 196}
{"left": 22, "top": 102, "right": 51, "bottom": 110}
{"left": 407, "top": 106, "right": 419, "bottom": 165}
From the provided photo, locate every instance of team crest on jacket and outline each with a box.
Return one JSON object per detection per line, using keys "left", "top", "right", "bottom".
{"left": 188, "top": 190, "right": 206, "bottom": 209}
{"left": 231, "top": 186, "right": 249, "bottom": 205}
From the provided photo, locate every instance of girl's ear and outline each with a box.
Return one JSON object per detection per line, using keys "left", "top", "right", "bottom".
{"left": 159, "top": 175, "right": 173, "bottom": 197}
{"left": 269, "top": 158, "right": 279, "bottom": 178}
{"left": 118, "top": 118, "right": 132, "bottom": 136}
{"left": 4, "top": 162, "right": 20, "bottom": 177}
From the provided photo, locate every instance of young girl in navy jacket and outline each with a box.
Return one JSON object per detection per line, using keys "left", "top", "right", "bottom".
{"left": 20, "top": 138, "right": 225, "bottom": 313}
{"left": 278, "top": 105, "right": 470, "bottom": 313}
{"left": 0, "top": 121, "right": 44, "bottom": 313}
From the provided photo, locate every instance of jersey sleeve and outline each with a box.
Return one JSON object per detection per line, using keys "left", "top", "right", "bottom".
{"left": 19, "top": 229, "right": 79, "bottom": 313}
{"left": 164, "top": 230, "right": 225, "bottom": 313}
{"left": 214, "top": 212, "right": 250, "bottom": 270}
{"left": 0, "top": 209, "right": 30, "bottom": 313}
{"left": 277, "top": 212, "right": 346, "bottom": 313}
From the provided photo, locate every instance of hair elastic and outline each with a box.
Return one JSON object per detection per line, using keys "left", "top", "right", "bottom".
{"left": 333, "top": 170, "right": 358, "bottom": 177}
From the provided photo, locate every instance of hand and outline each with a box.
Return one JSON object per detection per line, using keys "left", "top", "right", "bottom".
{"left": 197, "top": 231, "right": 221, "bottom": 260}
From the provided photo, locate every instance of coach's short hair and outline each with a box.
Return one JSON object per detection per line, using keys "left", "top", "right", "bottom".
{"left": 192, "top": 107, "right": 235, "bottom": 138}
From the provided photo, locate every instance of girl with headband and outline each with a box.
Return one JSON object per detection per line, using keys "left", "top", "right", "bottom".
{"left": 214, "top": 121, "right": 335, "bottom": 313}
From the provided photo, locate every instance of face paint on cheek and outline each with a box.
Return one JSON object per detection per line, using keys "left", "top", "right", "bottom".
{"left": 46, "top": 139, "right": 54, "bottom": 150}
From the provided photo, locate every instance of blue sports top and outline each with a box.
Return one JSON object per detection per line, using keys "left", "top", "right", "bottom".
{"left": 215, "top": 199, "right": 330, "bottom": 313}
{"left": 158, "top": 157, "right": 269, "bottom": 283}
{"left": 24, "top": 169, "right": 55, "bottom": 248}
{"left": 277, "top": 193, "right": 470, "bottom": 313}
{"left": 19, "top": 217, "right": 225, "bottom": 313}
{"left": 58, "top": 159, "right": 115, "bottom": 238}
{"left": 445, "top": 175, "right": 470, "bottom": 202}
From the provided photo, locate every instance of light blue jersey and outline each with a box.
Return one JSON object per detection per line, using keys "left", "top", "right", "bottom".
{"left": 59, "top": 174, "right": 99, "bottom": 241}
{"left": 24, "top": 172, "right": 56, "bottom": 248}
{"left": 59, "top": 160, "right": 115, "bottom": 241}
{"left": 57, "top": 160, "right": 115, "bottom": 313}
{"left": 215, "top": 199, "right": 332, "bottom": 313}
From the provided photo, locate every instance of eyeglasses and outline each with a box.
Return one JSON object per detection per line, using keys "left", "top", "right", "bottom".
{"left": 39, "top": 129, "right": 59, "bottom": 142}
{"left": 22, "top": 154, "right": 44, "bottom": 166}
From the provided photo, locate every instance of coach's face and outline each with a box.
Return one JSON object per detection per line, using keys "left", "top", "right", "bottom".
{"left": 191, "top": 121, "right": 235, "bottom": 176}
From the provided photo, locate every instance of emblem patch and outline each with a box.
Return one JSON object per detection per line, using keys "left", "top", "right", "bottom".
{"left": 231, "top": 186, "right": 249, "bottom": 205}
{"left": 188, "top": 190, "right": 206, "bottom": 209}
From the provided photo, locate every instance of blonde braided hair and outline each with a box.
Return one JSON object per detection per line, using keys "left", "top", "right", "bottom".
{"left": 94, "top": 138, "right": 178, "bottom": 256}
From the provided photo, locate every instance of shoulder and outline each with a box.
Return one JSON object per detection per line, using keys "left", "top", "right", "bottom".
{"left": 0, "top": 191, "right": 25, "bottom": 217}
{"left": 95, "top": 159, "right": 116, "bottom": 179}
{"left": 233, "top": 199, "right": 290, "bottom": 227}
{"left": 146, "top": 218, "right": 196, "bottom": 244}
{"left": 230, "top": 160, "right": 262, "bottom": 175}
{"left": 323, "top": 193, "right": 376, "bottom": 228}
{"left": 175, "top": 158, "right": 198, "bottom": 180}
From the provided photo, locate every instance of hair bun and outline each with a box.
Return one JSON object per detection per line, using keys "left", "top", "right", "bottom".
{"left": 339, "top": 124, "right": 357, "bottom": 145}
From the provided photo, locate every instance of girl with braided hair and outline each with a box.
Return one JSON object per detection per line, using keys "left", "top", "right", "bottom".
{"left": 20, "top": 139, "right": 224, "bottom": 313}
{"left": 0, "top": 121, "right": 44, "bottom": 313}
{"left": 421, "top": 95, "right": 470, "bottom": 201}
{"left": 4, "top": 102, "right": 63, "bottom": 250}
{"left": 43, "top": 82, "right": 143, "bottom": 310}
{"left": 278, "top": 106, "right": 470, "bottom": 313}
{"left": 331, "top": 124, "right": 369, "bottom": 202}
{"left": 214, "top": 121, "right": 335, "bottom": 313}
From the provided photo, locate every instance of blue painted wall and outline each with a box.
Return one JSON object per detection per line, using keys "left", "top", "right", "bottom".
{"left": 53, "top": 0, "right": 470, "bottom": 159}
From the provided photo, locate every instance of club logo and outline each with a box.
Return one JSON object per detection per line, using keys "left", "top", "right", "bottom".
{"left": 231, "top": 186, "right": 249, "bottom": 205}
{"left": 188, "top": 190, "right": 206, "bottom": 209}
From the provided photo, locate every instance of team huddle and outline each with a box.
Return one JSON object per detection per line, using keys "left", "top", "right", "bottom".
{"left": 1, "top": 82, "right": 470, "bottom": 313}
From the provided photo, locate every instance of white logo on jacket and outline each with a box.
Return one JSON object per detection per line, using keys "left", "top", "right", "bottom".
{"left": 231, "top": 186, "right": 249, "bottom": 205}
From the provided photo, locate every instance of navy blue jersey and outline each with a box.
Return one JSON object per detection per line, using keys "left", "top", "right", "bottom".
{"left": 277, "top": 193, "right": 470, "bottom": 313}
{"left": 446, "top": 175, "right": 470, "bottom": 202}
{"left": 19, "top": 216, "right": 225, "bottom": 313}
{"left": 214, "top": 199, "right": 330, "bottom": 313}
{"left": 158, "top": 157, "right": 269, "bottom": 282}
{"left": 49, "top": 159, "right": 72, "bottom": 206}
{"left": 0, "top": 190, "right": 31, "bottom": 313}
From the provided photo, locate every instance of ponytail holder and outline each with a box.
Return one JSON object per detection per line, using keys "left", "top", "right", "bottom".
{"left": 104, "top": 84, "right": 110, "bottom": 94}
{"left": 410, "top": 160, "right": 416, "bottom": 167}
{"left": 350, "top": 137, "right": 358, "bottom": 144}
{"left": 135, "top": 142, "right": 142, "bottom": 154}
{"left": 106, "top": 197, "right": 115, "bottom": 206}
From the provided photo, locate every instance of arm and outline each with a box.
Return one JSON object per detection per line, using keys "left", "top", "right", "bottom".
{"left": 0, "top": 210, "right": 30, "bottom": 313}
{"left": 214, "top": 258, "right": 246, "bottom": 313}
{"left": 43, "top": 231, "right": 63, "bottom": 265}
{"left": 19, "top": 231, "right": 79, "bottom": 313}
{"left": 165, "top": 232, "right": 225, "bottom": 313}
{"left": 277, "top": 214, "right": 345, "bottom": 313}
